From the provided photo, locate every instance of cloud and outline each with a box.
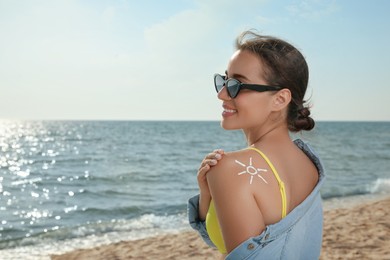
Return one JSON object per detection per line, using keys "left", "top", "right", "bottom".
{"left": 134, "top": 1, "right": 272, "bottom": 119}
{"left": 143, "top": 9, "right": 223, "bottom": 78}
{"left": 141, "top": 0, "right": 271, "bottom": 81}
{"left": 286, "top": 0, "right": 340, "bottom": 20}
{"left": 0, "top": 0, "right": 274, "bottom": 120}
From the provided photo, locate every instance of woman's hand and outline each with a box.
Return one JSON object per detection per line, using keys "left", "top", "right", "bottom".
{"left": 197, "top": 149, "right": 224, "bottom": 220}
{"left": 197, "top": 149, "right": 224, "bottom": 195}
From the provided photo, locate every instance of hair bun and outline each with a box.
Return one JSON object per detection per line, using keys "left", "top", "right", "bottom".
{"left": 298, "top": 107, "right": 311, "bottom": 119}
{"left": 292, "top": 107, "right": 315, "bottom": 131}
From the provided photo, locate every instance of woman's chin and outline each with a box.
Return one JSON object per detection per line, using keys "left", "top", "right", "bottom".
{"left": 220, "top": 120, "right": 240, "bottom": 130}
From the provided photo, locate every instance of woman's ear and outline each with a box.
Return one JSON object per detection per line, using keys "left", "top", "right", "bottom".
{"left": 272, "top": 89, "right": 291, "bottom": 111}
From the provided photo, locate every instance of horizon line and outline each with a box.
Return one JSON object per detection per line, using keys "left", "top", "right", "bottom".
{"left": 0, "top": 119, "right": 389, "bottom": 123}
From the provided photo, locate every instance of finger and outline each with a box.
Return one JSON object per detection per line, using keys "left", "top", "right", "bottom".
{"left": 213, "top": 149, "right": 224, "bottom": 158}
{"left": 201, "top": 154, "right": 216, "bottom": 167}
{"left": 206, "top": 151, "right": 224, "bottom": 160}
{"left": 202, "top": 163, "right": 210, "bottom": 171}
{"left": 209, "top": 152, "right": 223, "bottom": 160}
{"left": 198, "top": 160, "right": 211, "bottom": 171}
{"left": 198, "top": 164, "right": 210, "bottom": 176}
{"left": 206, "top": 152, "right": 217, "bottom": 159}
{"left": 205, "top": 159, "right": 217, "bottom": 166}
{"left": 213, "top": 149, "right": 224, "bottom": 154}
{"left": 198, "top": 159, "right": 217, "bottom": 171}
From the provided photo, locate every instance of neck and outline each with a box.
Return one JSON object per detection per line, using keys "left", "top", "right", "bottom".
{"left": 244, "top": 123, "right": 290, "bottom": 148}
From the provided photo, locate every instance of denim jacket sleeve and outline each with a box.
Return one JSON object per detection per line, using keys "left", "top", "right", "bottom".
{"left": 187, "top": 194, "right": 216, "bottom": 248}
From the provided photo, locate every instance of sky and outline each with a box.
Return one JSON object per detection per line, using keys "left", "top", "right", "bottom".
{"left": 0, "top": 0, "right": 389, "bottom": 121}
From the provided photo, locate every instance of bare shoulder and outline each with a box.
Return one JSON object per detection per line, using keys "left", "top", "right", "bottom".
{"left": 206, "top": 148, "right": 275, "bottom": 191}
{"left": 206, "top": 149, "right": 253, "bottom": 189}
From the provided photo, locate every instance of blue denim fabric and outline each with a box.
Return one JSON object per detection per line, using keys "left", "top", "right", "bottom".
{"left": 187, "top": 139, "right": 326, "bottom": 259}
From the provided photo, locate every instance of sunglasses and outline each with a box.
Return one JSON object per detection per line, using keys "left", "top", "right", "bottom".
{"left": 214, "top": 73, "right": 282, "bottom": 98}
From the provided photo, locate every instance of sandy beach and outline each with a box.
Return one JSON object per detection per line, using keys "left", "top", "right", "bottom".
{"left": 51, "top": 197, "right": 390, "bottom": 260}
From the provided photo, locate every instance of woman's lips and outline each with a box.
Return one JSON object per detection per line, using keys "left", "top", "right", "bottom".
{"left": 222, "top": 105, "right": 237, "bottom": 117}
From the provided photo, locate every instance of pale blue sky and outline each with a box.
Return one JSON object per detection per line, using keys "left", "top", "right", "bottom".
{"left": 0, "top": 0, "right": 389, "bottom": 121}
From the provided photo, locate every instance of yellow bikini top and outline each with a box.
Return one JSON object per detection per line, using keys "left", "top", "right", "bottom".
{"left": 205, "top": 147, "right": 287, "bottom": 254}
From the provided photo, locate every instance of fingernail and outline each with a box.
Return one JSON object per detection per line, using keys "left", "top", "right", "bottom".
{"left": 215, "top": 154, "right": 221, "bottom": 159}
{"left": 211, "top": 160, "right": 217, "bottom": 165}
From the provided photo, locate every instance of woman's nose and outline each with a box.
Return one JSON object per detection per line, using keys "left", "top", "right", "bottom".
{"left": 217, "top": 86, "right": 231, "bottom": 101}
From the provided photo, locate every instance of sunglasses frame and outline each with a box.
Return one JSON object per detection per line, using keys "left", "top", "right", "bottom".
{"left": 214, "top": 73, "right": 282, "bottom": 98}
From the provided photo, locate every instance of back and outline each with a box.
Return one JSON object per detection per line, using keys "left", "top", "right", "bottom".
{"left": 226, "top": 191, "right": 324, "bottom": 260}
{"left": 253, "top": 139, "right": 319, "bottom": 224}
{"left": 206, "top": 139, "right": 325, "bottom": 257}
{"left": 220, "top": 139, "right": 326, "bottom": 259}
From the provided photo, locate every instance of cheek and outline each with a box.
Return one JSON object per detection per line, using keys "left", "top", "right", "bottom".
{"left": 237, "top": 94, "right": 272, "bottom": 120}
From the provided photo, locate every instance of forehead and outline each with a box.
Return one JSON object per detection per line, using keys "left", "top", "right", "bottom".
{"left": 227, "top": 50, "right": 265, "bottom": 81}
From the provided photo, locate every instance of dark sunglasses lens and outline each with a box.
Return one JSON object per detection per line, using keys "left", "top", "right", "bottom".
{"left": 214, "top": 74, "right": 225, "bottom": 92}
{"left": 227, "top": 80, "right": 240, "bottom": 98}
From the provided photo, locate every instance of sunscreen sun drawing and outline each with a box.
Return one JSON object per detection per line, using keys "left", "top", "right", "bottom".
{"left": 235, "top": 157, "right": 268, "bottom": 185}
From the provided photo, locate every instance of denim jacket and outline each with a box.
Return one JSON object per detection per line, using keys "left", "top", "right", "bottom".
{"left": 187, "top": 139, "right": 326, "bottom": 260}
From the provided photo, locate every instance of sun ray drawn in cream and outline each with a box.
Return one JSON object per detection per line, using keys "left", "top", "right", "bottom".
{"left": 235, "top": 157, "right": 268, "bottom": 184}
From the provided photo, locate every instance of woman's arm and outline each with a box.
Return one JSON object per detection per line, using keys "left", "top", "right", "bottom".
{"left": 206, "top": 152, "right": 266, "bottom": 253}
{"left": 187, "top": 149, "right": 225, "bottom": 247}
{"left": 197, "top": 149, "right": 224, "bottom": 220}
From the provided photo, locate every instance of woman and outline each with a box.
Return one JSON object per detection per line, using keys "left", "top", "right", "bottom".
{"left": 188, "top": 31, "right": 325, "bottom": 259}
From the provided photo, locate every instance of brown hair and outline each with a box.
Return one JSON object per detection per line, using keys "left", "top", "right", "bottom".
{"left": 236, "top": 30, "right": 315, "bottom": 132}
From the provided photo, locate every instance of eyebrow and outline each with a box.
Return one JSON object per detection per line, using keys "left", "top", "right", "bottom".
{"left": 225, "top": 70, "right": 250, "bottom": 82}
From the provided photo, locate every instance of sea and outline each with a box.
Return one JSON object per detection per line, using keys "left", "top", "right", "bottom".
{"left": 0, "top": 121, "right": 389, "bottom": 259}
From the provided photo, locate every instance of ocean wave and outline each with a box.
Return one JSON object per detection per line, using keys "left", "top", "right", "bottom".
{"left": 0, "top": 212, "right": 189, "bottom": 259}
{"left": 78, "top": 206, "right": 142, "bottom": 217}
{"left": 322, "top": 190, "right": 368, "bottom": 200}
{"left": 368, "top": 178, "right": 390, "bottom": 194}
{"left": 322, "top": 177, "right": 390, "bottom": 200}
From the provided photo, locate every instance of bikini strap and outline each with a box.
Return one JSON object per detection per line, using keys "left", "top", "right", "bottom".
{"left": 247, "top": 147, "right": 287, "bottom": 218}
